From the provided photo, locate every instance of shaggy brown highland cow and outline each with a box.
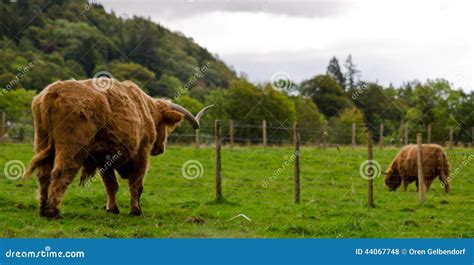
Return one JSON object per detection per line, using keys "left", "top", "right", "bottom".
{"left": 384, "top": 144, "right": 451, "bottom": 193}
{"left": 26, "top": 79, "right": 212, "bottom": 218}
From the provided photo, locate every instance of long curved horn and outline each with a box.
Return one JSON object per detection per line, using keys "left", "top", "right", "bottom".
{"left": 169, "top": 103, "right": 214, "bottom": 130}
{"left": 195, "top": 105, "right": 214, "bottom": 122}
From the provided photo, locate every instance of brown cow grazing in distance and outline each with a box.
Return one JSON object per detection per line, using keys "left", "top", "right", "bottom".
{"left": 26, "top": 79, "right": 212, "bottom": 218}
{"left": 385, "top": 144, "right": 451, "bottom": 193}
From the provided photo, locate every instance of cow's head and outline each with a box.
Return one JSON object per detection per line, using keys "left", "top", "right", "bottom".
{"left": 152, "top": 100, "right": 213, "bottom": 155}
{"left": 384, "top": 167, "right": 401, "bottom": 191}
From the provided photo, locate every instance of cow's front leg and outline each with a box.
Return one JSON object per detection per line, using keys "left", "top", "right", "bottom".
{"left": 425, "top": 178, "right": 434, "bottom": 192}
{"left": 100, "top": 169, "right": 120, "bottom": 214}
{"left": 402, "top": 178, "right": 409, "bottom": 191}
{"left": 129, "top": 176, "right": 144, "bottom": 216}
{"left": 440, "top": 171, "right": 451, "bottom": 193}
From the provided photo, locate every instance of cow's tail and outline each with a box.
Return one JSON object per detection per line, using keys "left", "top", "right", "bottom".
{"left": 25, "top": 89, "right": 58, "bottom": 178}
{"left": 24, "top": 145, "right": 54, "bottom": 178}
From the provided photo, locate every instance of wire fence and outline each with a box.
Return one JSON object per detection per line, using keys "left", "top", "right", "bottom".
{"left": 167, "top": 119, "right": 474, "bottom": 148}
{"left": 0, "top": 111, "right": 473, "bottom": 148}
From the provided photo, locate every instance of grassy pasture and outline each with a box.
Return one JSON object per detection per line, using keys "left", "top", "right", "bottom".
{"left": 0, "top": 143, "right": 472, "bottom": 238}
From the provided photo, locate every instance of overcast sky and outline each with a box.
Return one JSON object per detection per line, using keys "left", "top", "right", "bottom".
{"left": 98, "top": 0, "right": 473, "bottom": 91}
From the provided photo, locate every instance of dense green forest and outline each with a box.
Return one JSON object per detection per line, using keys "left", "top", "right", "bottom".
{"left": 0, "top": 0, "right": 472, "bottom": 145}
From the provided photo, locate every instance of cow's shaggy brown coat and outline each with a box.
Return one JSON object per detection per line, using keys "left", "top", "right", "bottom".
{"left": 384, "top": 144, "right": 451, "bottom": 193}
{"left": 26, "top": 79, "right": 189, "bottom": 218}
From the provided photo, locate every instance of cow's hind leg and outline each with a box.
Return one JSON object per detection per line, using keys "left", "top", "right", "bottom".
{"left": 45, "top": 148, "right": 83, "bottom": 218}
{"left": 119, "top": 157, "right": 147, "bottom": 216}
{"left": 37, "top": 162, "right": 54, "bottom": 216}
{"left": 101, "top": 169, "right": 120, "bottom": 214}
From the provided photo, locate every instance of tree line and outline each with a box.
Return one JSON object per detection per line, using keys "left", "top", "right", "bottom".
{"left": 0, "top": 0, "right": 472, "bottom": 145}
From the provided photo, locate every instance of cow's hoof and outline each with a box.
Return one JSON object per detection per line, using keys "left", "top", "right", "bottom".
{"left": 130, "top": 207, "right": 142, "bottom": 216}
{"left": 39, "top": 206, "right": 47, "bottom": 217}
{"left": 107, "top": 206, "right": 120, "bottom": 214}
{"left": 44, "top": 208, "right": 61, "bottom": 219}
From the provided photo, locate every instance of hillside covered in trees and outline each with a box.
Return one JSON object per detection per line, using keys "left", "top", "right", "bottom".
{"left": 0, "top": 0, "right": 473, "bottom": 145}
{"left": 0, "top": 0, "right": 236, "bottom": 96}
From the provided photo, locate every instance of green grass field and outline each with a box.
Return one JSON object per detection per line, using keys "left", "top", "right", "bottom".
{"left": 0, "top": 143, "right": 472, "bottom": 238}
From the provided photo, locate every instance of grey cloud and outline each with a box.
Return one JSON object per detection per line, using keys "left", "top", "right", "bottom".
{"left": 98, "top": 0, "right": 352, "bottom": 19}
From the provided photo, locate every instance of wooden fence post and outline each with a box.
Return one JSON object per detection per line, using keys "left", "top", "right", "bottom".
{"left": 404, "top": 123, "right": 408, "bottom": 146}
{"left": 472, "top": 127, "right": 474, "bottom": 146}
{"left": 323, "top": 126, "right": 328, "bottom": 149}
{"left": 229, "top": 119, "right": 234, "bottom": 149}
{"left": 368, "top": 132, "right": 374, "bottom": 208}
{"left": 427, "top": 124, "right": 431, "bottom": 144}
{"left": 0, "top": 111, "right": 5, "bottom": 139}
{"left": 262, "top": 120, "right": 267, "bottom": 146}
{"left": 416, "top": 133, "right": 426, "bottom": 203}
{"left": 449, "top": 127, "right": 453, "bottom": 150}
{"left": 351, "top": 122, "right": 356, "bottom": 148}
{"left": 294, "top": 123, "right": 300, "bottom": 203}
{"left": 379, "top": 123, "right": 384, "bottom": 149}
{"left": 215, "top": 120, "right": 222, "bottom": 201}
{"left": 195, "top": 129, "right": 200, "bottom": 148}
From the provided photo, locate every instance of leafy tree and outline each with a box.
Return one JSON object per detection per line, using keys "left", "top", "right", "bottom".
{"left": 0, "top": 89, "right": 36, "bottom": 140}
{"left": 300, "top": 75, "right": 353, "bottom": 118}
{"left": 151, "top": 74, "right": 183, "bottom": 98}
{"left": 225, "top": 80, "right": 295, "bottom": 143}
{"left": 331, "top": 107, "right": 367, "bottom": 144}
{"left": 351, "top": 82, "right": 405, "bottom": 142}
{"left": 293, "top": 96, "right": 326, "bottom": 144}
{"left": 108, "top": 61, "right": 156, "bottom": 93}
